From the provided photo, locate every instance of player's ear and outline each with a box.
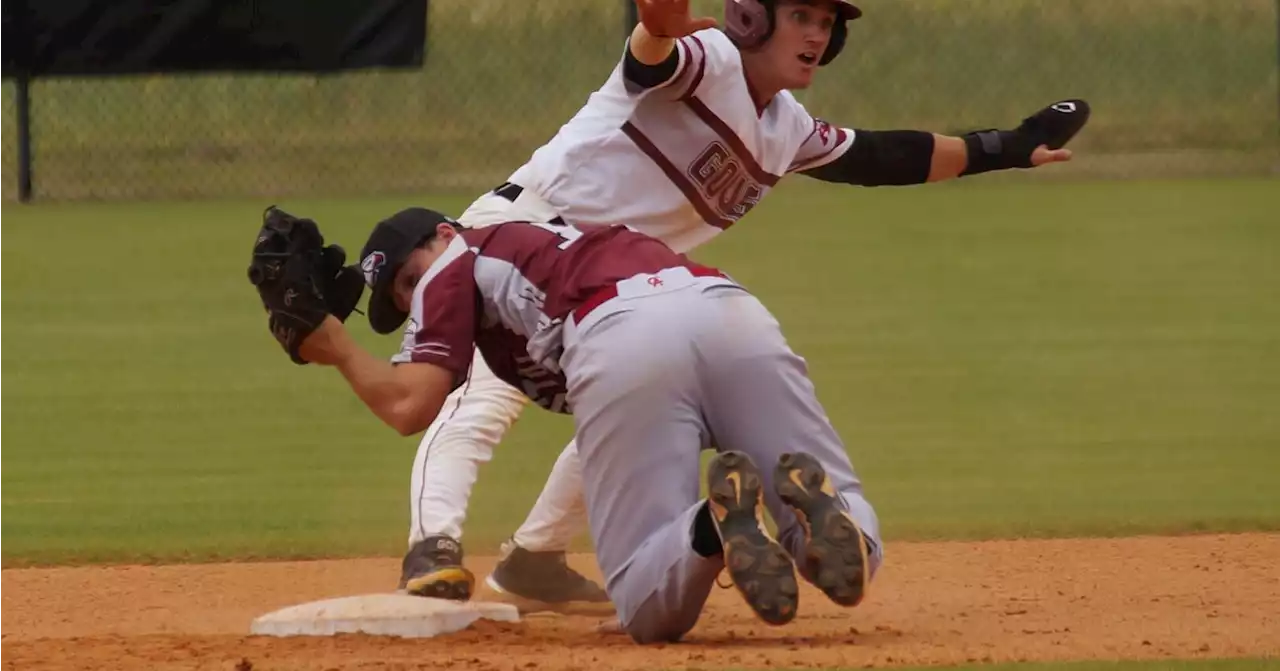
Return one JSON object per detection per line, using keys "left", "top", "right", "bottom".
{"left": 436, "top": 222, "right": 458, "bottom": 240}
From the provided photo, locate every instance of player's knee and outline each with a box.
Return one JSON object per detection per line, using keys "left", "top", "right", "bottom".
{"left": 621, "top": 601, "right": 700, "bottom": 644}
{"left": 624, "top": 617, "right": 695, "bottom": 645}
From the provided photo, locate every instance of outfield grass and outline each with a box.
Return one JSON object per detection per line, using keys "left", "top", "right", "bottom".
{"left": 2, "top": 177, "right": 1279, "bottom": 566}
{"left": 2, "top": 0, "right": 1276, "bottom": 201}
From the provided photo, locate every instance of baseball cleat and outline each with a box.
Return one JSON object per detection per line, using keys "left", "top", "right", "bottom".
{"left": 483, "top": 538, "right": 615, "bottom": 616}
{"left": 774, "top": 452, "right": 870, "bottom": 607}
{"left": 399, "top": 535, "right": 476, "bottom": 601}
{"left": 706, "top": 450, "right": 799, "bottom": 626}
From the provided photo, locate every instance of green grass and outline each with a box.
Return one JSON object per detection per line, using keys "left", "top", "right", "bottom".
{"left": 2, "top": 0, "right": 1277, "bottom": 201}
{"left": 807, "top": 660, "right": 1280, "bottom": 671}
{"left": 3, "top": 177, "right": 1280, "bottom": 566}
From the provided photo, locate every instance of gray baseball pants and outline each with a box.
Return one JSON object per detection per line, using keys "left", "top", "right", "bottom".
{"left": 561, "top": 272, "right": 883, "bottom": 644}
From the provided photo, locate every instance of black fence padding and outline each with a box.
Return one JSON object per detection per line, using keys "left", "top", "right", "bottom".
{"left": 0, "top": 0, "right": 24, "bottom": 75}
{"left": 3, "top": 0, "right": 426, "bottom": 77}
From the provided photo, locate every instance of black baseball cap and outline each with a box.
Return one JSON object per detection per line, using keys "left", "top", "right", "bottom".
{"left": 359, "top": 207, "right": 460, "bottom": 335}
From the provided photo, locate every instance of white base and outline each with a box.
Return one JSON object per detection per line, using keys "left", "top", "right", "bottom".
{"left": 250, "top": 594, "right": 521, "bottom": 639}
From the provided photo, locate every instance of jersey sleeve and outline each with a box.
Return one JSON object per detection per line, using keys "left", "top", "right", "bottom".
{"left": 787, "top": 115, "right": 858, "bottom": 174}
{"left": 622, "top": 28, "right": 739, "bottom": 100}
{"left": 390, "top": 239, "right": 477, "bottom": 389}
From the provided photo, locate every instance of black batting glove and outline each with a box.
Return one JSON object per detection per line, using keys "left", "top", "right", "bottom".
{"left": 961, "top": 99, "right": 1091, "bottom": 176}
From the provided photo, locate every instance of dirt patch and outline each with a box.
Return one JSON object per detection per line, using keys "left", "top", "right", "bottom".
{"left": 3, "top": 534, "right": 1278, "bottom": 670}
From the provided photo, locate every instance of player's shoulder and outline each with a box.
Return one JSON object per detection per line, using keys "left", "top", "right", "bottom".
{"left": 689, "top": 27, "right": 735, "bottom": 52}
{"left": 773, "top": 90, "right": 820, "bottom": 132}
{"left": 775, "top": 89, "right": 806, "bottom": 112}
{"left": 685, "top": 28, "right": 741, "bottom": 68}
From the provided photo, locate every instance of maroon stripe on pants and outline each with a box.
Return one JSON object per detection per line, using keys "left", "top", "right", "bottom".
{"left": 621, "top": 122, "right": 732, "bottom": 230}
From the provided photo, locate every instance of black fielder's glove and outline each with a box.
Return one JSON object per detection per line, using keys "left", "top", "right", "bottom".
{"left": 247, "top": 206, "right": 364, "bottom": 365}
{"left": 316, "top": 244, "right": 367, "bottom": 322}
{"left": 961, "top": 99, "right": 1091, "bottom": 176}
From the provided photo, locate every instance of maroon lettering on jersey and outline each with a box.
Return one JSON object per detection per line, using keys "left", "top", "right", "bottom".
{"left": 476, "top": 328, "right": 569, "bottom": 413}
{"left": 678, "top": 95, "right": 779, "bottom": 227}
{"left": 682, "top": 97, "right": 781, "bottom": 188}
{"left": 401, "top": 222, "right": 717, "bottom": 414}
{"left": 687, "top": 141, "right": 764, "bottom": 222}
{"left": 815, "top": 118, "right": 832, "bottom": 145}
{"left": 623, "top": 122, "right": 732, "bottom": 229}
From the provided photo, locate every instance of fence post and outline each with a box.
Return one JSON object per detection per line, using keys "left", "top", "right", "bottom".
{"left": 10, "top": 0, "right": 35, "bottom": 203}
{"left": 16, "top": 72, "right": 33, "bottom": 202}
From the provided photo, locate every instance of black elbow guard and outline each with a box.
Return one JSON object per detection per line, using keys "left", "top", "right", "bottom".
{"left": 806, "top": 130, "right": 934, "bottom": 186}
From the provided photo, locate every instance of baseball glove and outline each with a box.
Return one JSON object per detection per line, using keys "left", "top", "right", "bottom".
{"left": 247, "top": 206, "right": 365, "bottom": 365}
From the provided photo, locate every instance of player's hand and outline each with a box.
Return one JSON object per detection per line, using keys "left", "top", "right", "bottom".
{"left": 635, "top": 0, "right": 718, "bottom": 39}
{"left": 1022, "top": 100, "right": 1089, "bottom": 168}
{"left": 298, "top": 315, "right": 347, "bottom": 366}
{"left": 1031, "top": 145, "right": 1072, "bottom": 167}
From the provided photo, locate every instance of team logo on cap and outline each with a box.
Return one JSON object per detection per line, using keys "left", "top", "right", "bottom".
{"left": 361, "top": 251, "right": 387, "bottom": 288}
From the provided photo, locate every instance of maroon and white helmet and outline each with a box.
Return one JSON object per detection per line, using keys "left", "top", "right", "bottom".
{"left": 723, "top": 0, "right": 861, "bottom": 66}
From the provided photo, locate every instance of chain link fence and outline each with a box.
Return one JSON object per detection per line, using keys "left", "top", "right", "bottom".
{"left": 3, "top": 0, "right": 1277, "bottom": 203}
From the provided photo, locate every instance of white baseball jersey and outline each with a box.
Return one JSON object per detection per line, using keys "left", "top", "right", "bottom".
{"left": 400, "top": 29, "right": 859, "bottom": 551}
{"left": 505, "top": 28, "right": 855, "bottom": 253}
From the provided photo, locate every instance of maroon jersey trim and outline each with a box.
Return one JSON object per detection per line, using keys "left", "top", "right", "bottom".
{"left": 678, "top": 35, "right": 708, "bottom": 101}
{"left": 621, "top": 121, "right": 734, "bottom": 230}
{"left": 682, "top": 96, "right": 781, "bottom": 187}
{"left": 669, "top": 38, "right": 692, "bottom": 90}
{"left": 789, "top": 118, "right": 849, "bottom": 172}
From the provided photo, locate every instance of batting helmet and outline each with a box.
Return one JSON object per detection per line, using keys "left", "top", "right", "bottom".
{"left": 723, "top": 0, "right": 861, "bottom": 66}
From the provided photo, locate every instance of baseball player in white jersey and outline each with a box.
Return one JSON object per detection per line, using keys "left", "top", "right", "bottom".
{"left": 391, "top": 0, "right": 1090, "bottom": 612}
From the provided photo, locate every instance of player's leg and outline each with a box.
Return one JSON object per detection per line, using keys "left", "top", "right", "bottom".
{"left": 401, "top": 353, "right": 527, "bottom": 597}
{"left": 695, "top": 287, "right": 884, "bottom": 607}
{"left": 464, "top": 185, "right": 607, "bottom": 608}
{"left": 405, "top": 358, "right": 607, "bottom": 608}
{"left": 564, "top": 293, "right": 797, "bottom": 643}
{"left": 509, "top": 440, "right": 587, "bottom": 553}
{"left": 404, "top": 191, "right": 606, "bottom": 606}
{"left": 483, "top": 438, "right": 610, "bottom": 614}
{"left": 562, "top": 307, "right": 716, "bottom": 642}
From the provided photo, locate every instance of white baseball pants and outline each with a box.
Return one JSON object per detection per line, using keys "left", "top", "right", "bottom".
{"left": 562, "top": 273, "right": 883, "bottom": 642}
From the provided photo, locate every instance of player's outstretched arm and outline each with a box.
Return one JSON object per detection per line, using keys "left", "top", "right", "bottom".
{"left": 629, "top": 0, "right": 716, "bottom": 66}
{"left": 300, "top": 316, "right": 454, "bottom": 436}
{"left": 624, "top": 0, "right": 717, "bottom": 91}
{"left": 801, "top": 100, "right": 1090, "bottom": 187}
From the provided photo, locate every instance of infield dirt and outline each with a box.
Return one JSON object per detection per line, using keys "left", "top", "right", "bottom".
{"left": 4, "top": 534, "right": 1277, "bottom": 671}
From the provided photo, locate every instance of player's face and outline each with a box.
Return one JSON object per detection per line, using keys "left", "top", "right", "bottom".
{"left": 764, "top": 0, "right": 837, "bottom": 90}
{"left": 392, "top": 226, "right": 458, "bottom": 312}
